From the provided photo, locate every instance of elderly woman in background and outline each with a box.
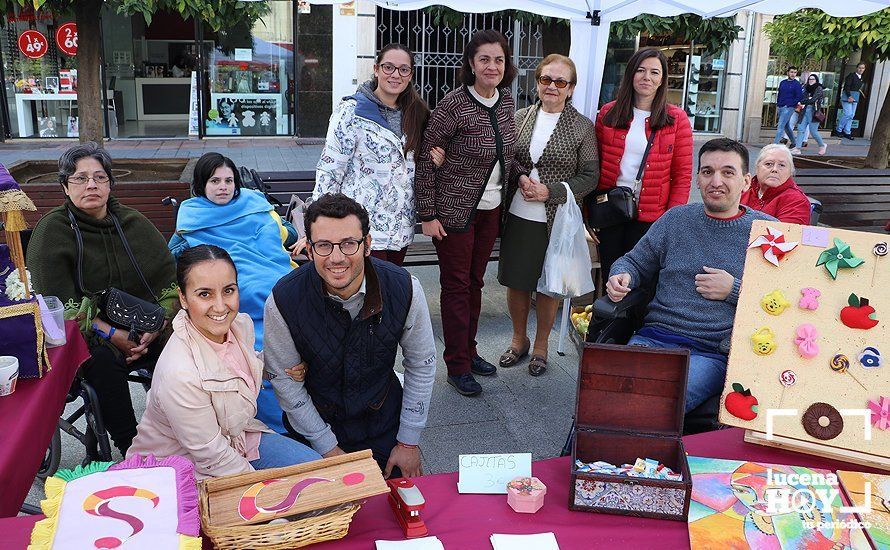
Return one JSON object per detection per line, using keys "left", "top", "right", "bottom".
{"left": 415, "top": 30, "right": 525, "bottom": 398}
{"left": 27, "top": 142, "right": 178, "bottom": 456}
{"left": 498, "top": 54, "right": 598, "bottom": 377}
{"left": 741, "top": 144, "right": 811, "bottom": 225}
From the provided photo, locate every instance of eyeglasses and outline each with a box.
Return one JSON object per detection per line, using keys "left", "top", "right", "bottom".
{"left": 309, "top": 237, "right": 365, "bottom": 257}
{"left": 208, "top": 177, "right": 236, "bottom": 186}
{"left": 68, "top": 174, "right": 110, "bottom": 185}
{"left": 537, "top": 75, "right": 570, "bottom": 89}
{"left": 379, "top": 63, "right": 413, "bottom": 77}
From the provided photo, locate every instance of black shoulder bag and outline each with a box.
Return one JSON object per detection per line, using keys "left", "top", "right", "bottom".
{"left": 68, "top": 209, "right": 165, "bottom": 342}
{"left": 585, "top": 128, "right": 657, "bottom": 230}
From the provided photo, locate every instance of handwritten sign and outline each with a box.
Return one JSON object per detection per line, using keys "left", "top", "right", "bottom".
{"left": 457, "top": 453, "right": 531, "bottom": 494}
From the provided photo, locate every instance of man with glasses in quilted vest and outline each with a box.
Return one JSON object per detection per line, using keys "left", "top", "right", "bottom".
{"left": 263, "top": 193, "right": 436, "bottom": 478}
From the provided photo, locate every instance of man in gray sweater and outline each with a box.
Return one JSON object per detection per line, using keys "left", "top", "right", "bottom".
{"left": 264, "top": 194, "right": 436, "bottom": 477}
{"left": 607, "top": 138, "right": 776, "bottom": 412}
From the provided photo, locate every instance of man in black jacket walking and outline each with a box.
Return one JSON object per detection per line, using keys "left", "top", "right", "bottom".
{"left": 834, "top": 63, "right": 866, "bottom": 140}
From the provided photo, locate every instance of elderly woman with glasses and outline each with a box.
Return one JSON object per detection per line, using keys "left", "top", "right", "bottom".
{"left": 741, "top": 143, "right": 811, "bottom": 225}
{"left": 315, "top": 43, "right": 433, "bottom": 266}
{"left": 168, "top": 152, "right": 300, "bottom": 434}
{"left": 27, "top": 142, "right": 178, "bottom": 456}
{"left": 498, "top": 54, "right": 599, "bottom": 377}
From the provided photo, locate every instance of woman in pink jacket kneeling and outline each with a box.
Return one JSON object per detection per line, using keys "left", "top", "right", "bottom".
{"left": 128, "top": 245, "right": 321, "bottom": 479}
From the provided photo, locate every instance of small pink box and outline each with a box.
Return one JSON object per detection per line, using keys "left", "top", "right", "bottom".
{"left": 507, "top": 477, "right": 546, "bottom": 513}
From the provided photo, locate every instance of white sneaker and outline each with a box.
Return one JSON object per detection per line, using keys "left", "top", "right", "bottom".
{"left": 791, "top": 148, "right": 802, "bottom": 155}
{"left": 818, "top": 145, "right": 827, "bottom": 156}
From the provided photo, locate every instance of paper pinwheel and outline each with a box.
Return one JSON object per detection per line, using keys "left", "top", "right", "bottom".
{"left": 748, "top": 226, "right": 798, "bottom": 266}
{"left": 868, "top": 396, "right": 890, "bottom": 431}
{"left": 816, "top": 238, "right": 864, "bottom": 279}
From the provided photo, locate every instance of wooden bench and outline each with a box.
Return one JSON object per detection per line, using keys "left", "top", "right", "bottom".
{"left": 254, "top": 170, "right": 500, "bottom": 267}
{"left": 13, "top": 182, "right": 191, "bottom": 239}
{"left": 795, "top": 169, "right": 890, "bottom": 233}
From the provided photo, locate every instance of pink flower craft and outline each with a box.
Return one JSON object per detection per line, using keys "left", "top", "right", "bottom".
{"left": 794, "top": 324, "right": 819, "bottom": 359}
{"left": 868, "top": 396, "right": 890, "bottom": 431}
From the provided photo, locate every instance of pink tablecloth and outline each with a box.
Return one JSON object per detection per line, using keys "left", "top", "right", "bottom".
{"left": 0, "top": 321, "right": 89, "bottom": 518}
{"left": 3, "top": 428, "right": 884, "bottom": 548}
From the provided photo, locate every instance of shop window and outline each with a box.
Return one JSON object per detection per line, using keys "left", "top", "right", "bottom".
{"left": 761, "top": 55, "right": 844, "bottom": 133}
{"left": 1, "top": 6, "right": 79, "bottom": 138}
{"left": 604, "top": 34, "right": 728, "bottom": 133}
{"left": 203, "top": 2, "right": 295, "bottom": 136}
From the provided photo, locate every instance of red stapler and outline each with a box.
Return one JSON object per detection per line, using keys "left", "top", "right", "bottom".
{"left": 387, "top": 477, "right": 428, "bottom": 538}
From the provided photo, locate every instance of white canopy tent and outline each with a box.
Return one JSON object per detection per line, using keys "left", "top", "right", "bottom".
{"left": 361, "top": 0, "right": 890, "bottom": 118}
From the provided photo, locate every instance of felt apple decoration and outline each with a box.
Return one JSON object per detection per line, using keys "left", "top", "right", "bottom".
{"left": 725, "top": 383, "right": 758, "bottom": 421}
{"left": 840, "top": 293, "right": 879, "bottom": 330}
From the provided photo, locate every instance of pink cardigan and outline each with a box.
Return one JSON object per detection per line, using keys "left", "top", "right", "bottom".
{"left": 128, "top": 310, "right": 270, "bottom": 479}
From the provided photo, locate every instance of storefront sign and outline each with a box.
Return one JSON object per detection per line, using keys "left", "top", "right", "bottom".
{"left": 56, "top": 23, "right": 78, "bottom": 56}
{"left": 207, "top": 93, "right": 284, "bottom": 135}
{"left": 234, "top": 48, "right": 253, "bottom": 62}
{"left": 456, "top": 453, "right": 532, "bottom": 494}
{"left": 18, "top": 30, "right": 48, "bottom": 59}
{"left": 712, "top": 58, "right": 726, "bottom": 70}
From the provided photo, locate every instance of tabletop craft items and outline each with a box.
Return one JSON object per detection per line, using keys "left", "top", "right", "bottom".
{"left": 721, "top": 221, "right": 889, "bottom": 469}
{"left": 570, "top": 344, "right": 692, "bottom": 520}
{"left": 0, "top": 166, "right": 50, "bottom": 379}
{"left": 28, "top": 454, "right": 201, "bottom": 549}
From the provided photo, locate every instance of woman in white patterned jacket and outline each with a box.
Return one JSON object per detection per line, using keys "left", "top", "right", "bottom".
{"left": 315, "top": 43, "right": 442, "bottom": 266}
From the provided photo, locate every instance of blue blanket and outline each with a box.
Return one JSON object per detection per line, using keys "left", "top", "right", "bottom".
{"left": 174, "top": 189, "right": 294, "bottom": 351}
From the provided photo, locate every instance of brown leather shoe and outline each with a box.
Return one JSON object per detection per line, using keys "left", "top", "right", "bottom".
{"left": 528, "top": 355, "right": 547, "bottom": 376}
{"left": 499, "top": 338, "right": 530, "bottom": 368}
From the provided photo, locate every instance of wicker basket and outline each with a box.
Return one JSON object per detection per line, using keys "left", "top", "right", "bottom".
{"left": 200, "top": 484, "right": 362, "bottom": 549}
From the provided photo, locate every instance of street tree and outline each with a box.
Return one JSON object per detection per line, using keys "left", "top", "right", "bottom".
{"left": 764, "top": 8, "right": 890, "bottom": 168}
{"left": 0, "top": 0, "right": 268, "bottom": 144}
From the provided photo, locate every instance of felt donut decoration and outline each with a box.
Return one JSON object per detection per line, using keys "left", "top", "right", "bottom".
{"left": 802, "top": 402, "right": 844, "bottom": 440}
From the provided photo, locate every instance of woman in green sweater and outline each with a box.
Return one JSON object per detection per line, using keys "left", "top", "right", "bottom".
{"left": 27, "top": 142, "right": 178, "bottom": 456}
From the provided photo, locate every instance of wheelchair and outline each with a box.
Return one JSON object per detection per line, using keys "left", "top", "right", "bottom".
{"left": 560, "top": 286, "right": 724, "bottom": 456}
{"left": 36, "top": 367, "right": 153, "bottom": 479}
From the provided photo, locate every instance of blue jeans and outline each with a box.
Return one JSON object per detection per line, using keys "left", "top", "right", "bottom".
{"left": 774, "top": 105, "right": 796, "bottom": 144}
{"left": 627, "top": 334, "right": 727, "bottom": 413}
{"left": 795, "top": 106, "right": 824, "bottom": 148}
{"left": 836, "top": 99, "right": 857, "bottom": 134}
{"left": 249, "top": 432, "right": 322, "bottom": 470}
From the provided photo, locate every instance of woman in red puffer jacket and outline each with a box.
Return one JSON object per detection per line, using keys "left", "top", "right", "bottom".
{"left": 593, "top": 47, "right": 693, "bottom": 285}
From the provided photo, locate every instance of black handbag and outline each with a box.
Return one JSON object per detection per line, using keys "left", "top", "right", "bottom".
{"left": 586, "top": 128, "right": 657, "bottom": 229}
{"left": 68, "top": 209, "right": 165, "bottom": 342}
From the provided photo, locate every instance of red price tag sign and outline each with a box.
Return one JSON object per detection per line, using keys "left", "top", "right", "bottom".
{"left": 18, "top": 30, "right": 48, "bottom": 59}
{"left": 56, "top": 23, "right": 78, "bottom": 56}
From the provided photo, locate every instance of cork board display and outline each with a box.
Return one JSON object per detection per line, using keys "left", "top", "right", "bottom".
{"left": 719, "top": 220, "right": 889, "bottom": 462}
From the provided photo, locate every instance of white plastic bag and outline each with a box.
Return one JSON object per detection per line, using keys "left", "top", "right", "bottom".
{"left": 536, "top": 183, "right": 595, "bottom": 298}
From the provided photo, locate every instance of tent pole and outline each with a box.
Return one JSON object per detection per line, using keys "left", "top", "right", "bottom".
{"left": 569, "top": 12, "right": 611, "bottom": 121}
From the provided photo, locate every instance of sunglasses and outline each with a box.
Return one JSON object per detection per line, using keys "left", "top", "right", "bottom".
{"left": 537, "top": 75, "right": 570, "bottom": 89}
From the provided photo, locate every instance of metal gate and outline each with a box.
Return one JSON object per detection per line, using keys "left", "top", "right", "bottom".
{"left": 376, "top": 8, "right": 543, "bottom": 110}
